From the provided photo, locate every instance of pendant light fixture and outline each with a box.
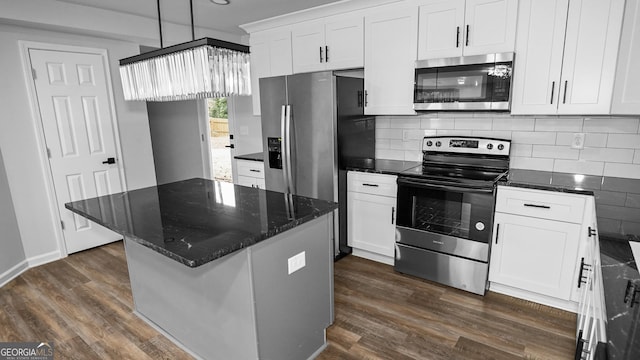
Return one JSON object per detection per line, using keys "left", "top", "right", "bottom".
{"left": 119, "top": 0, "right": 251, "bottom": 102}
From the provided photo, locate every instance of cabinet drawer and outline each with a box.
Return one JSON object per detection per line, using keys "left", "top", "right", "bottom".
{"left": 347, "top": 171, "right": 397, "bottom": 197}
{"left": 496, "top": 186, "right": 586, "bottom": 223}
{"left": 237, "top": 160, "right": 265, "bottom": 179}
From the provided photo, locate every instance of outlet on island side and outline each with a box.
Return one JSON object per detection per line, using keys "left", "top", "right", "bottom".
{"left": 571, "top": 133, "right": 585, "bottom": 149}
{"left": 287, "top": 251, "right": 306, "bottom": 275}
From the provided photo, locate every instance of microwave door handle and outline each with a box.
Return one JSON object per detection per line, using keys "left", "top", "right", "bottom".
{"left": 397, "top": 178, "right": 494, "bottom": 194}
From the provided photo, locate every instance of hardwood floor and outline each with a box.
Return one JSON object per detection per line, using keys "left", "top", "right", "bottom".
{"left": 0, "top": 242, "right": 576, "bottom": 359}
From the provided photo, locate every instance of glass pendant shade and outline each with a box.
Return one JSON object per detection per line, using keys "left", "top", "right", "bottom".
{"left": 119, "top": 38, "right": 251, "bottom": 102}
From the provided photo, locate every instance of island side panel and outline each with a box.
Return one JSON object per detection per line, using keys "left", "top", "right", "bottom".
{"left": 124, "top": 239, "right": 259, "bottom": 360}
{"left": 250, "top": 213, "right": 334, "bottom": 360}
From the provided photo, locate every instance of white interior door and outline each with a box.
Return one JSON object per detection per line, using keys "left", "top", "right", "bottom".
{"left": 29, "top": 48, "right": 123, "bottom": 254}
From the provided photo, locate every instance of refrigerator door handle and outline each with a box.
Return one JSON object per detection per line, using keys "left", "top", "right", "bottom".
{"left": 285, "top": 104, "right": 295, "bottom": 194}
{"left": 280, "top": 105, "right": 289, "bottom": 193}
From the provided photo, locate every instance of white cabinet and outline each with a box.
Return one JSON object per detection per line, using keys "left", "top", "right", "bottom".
{"left": 249, "top": 28, "right": 293, "bottom": 115}
{"left": 511, "top": 0, "right": 625, "bottom": 115}
{"left": 417, "top": 0, "right": 517, "bottom": 59}
{"left": 347, "top": 171, "right": 397, "bottom": 265}
{"left": 612, "top": 0, "right": 640, "bottom": 115}
{"left": 291, "top": 16, "right": 364, "bottom": 74}
{"left": 364, "top": 6, "right": 417, "bottom": 115}
{"left": 489, "top": 186, "right": 592, "bottom": 309}
{"left": 236, "top": 160, "right": 265, "bottom": 189}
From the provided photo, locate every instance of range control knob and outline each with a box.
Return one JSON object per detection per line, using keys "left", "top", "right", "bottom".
{"left": 486, "top": 143, "right": 493, "bottom": 150}
{"left": 426, "top": 140, "right": 433, "bottom": 147}
{"left": 497, "top": 144, "right": 505, "bottom": 151}
{"left": 435, "top": 141, "right": 442, "bottom": 147}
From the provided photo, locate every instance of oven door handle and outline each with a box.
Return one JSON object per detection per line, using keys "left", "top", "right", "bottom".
{"left": 397, "top": 177, "right": 494, "bottom": 194}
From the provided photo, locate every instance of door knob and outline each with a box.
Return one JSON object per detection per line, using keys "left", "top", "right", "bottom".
{"left": 102, "top": 157, "right": 116, "bottom": 164}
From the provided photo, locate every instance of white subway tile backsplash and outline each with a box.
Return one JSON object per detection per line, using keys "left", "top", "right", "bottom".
{"left": 510, "top": 157, "right": 554, "bottom": 171}
{"left": 607, "top": 134, "right": 640, "bottom": 149}
{"left": 376, "top": 117, "right": 390, "bottom": 129}
{"left": 389, "top": 117, "right": 421, "bottom": 128}
{"left": 377, "top": 129, "right": 403, "bottom": 139}
{"left": 585, "top": 133, "right": 609, "bottom": 148}
{"left": 492, "top": 118, "right": 535, "bottom": 131}
{"left": 535, "top": 118, "right": 583, "bottom": 132}
{"left": 635, "top": 150, "right": 640, "bottom": 164}
{"left": 389, "top": 139, "right": 405, "bottom": 150}
{"left": 420, "top": 118, "right": 455, "bottom": 129}
{"left": 454, "top": 118, "right": 493, "bottom": 130}
{"left": 511, "top": 131, "right": 556, "bottom": 145}
{"left": 583, "top": 117, "right": 640, "bottom": 133}
{"left": 532, "top": 145, "right": 579, "bottom": 160}
{"left": 403, "top": 129, "right": 437, "bottom": 140}
{"left": 556, "top": 132, "right": 573, "bottom": 146}
{"left": 511, "top": 144, "right": 532, "bottom": 157}
{"left": 553, "top": 160, "right": 604, "bottom": 176}
{"left": 404, "top": 151, "right": 422, "bottom": 161}
{"left": 375, "top": 139, "right": 390, "bottom": 149}
{"left": 580, "top": 148, "right": 635, "bottom": 163}
{"left": 389, "top": 139, "right": 420, "bottom": 150}
{"left": 604, "top": 163, "right": 640, "bottom": 178}
{"left": 470, "top": 130, "right": 512, "bottom": 139}
{"left": 436, "top": 129, "right": 468, "bottom": 136}
{"left": 376, "top": 149, "right": 404, "bottom": 161}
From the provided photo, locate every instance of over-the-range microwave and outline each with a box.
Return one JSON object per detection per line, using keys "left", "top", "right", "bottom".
{"left": 414, "top": 52, "right": 514, "bottom": 111}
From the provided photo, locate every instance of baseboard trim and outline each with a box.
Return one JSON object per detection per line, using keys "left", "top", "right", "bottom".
{"left": 27, "top": 250, "right": 62, "bottom": 268}
{"left": 489, "top": 282, "right": 578, "bottom": 313}
{"left": 0, "top": 260, "right": 29, "bottom": 288}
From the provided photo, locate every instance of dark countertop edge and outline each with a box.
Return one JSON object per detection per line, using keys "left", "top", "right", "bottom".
{"left": 234, "top": 152, "right": 264, "bottom": 162}
{"left": 345, "top": 159, "right": 421, "bottom": 175}
{"left": 503, "top": 181, "right": 595, "bottom": 196}
{"left": 65, "top": 200, "right": 337, "bottom": 268}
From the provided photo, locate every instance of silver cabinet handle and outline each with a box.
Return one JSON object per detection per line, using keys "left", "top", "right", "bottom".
{"left": 563, "top": 80, "right": 568, "bottom": 104}
{"left": 364, "top": 90, "right": 368, "bottom": 106}
{"left": 524, "top": 203, "right": 551, "bottom": 209}
{"left": 550, "top": 81, "right": 555, "bottom": 104}
{"left": 319, "top": 47, "right": 323, "bottom": 63}
{"left": 325, "top": 46, "right": 329, "bottom": 62}
{"left": 495, "top": 224, "right": 500, "bottom": 244}
{"left": 465, "top": 25, "right": 470, "bottom": 46}
{"left": 249, "top": 169, "right": 261, "bottom": 173}
{"left": 456, "top": 26, "right": 460, "bottom": 47}
{"left": 391, "top": 207, "right": 395, "bottom": 225}
{"left": 362, "top": 183, "right": 379, "bottom": 187}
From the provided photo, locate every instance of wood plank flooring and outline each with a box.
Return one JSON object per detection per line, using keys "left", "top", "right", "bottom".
{"left": 0, "top": 242, "right": 576, "bottom": 359}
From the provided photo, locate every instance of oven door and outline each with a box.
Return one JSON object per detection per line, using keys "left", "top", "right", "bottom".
{"left": 395, "top": 177, "right": 495, "bottom": 262}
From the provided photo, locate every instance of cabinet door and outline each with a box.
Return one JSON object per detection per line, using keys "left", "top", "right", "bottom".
{"left": 489, "top": 213, "right": 581, "bottom": 300}
{"left": 510, "top": 0, "right": 568, "bottom": 115}
{"left": 237, "top": 175, "right": 257, "bottom": 188}
{"left": 612, "top": 0, "right": 640, "bottom": 114}
{"left": 364, "top": 7, "right": 418, "bottom": 115}
{"left": 558, "top": 0, "right": 625, "bottom": 114}
{"left": 268, "top": 30, "right": 293, "bottom": 77}
{"left": 291, "top": 22, "right": 326, "bottom": 74}
{"left": 463, "top": 0, "right": 518, "bottom": 56}
{"left": 325, "top": 17, "right": 364, "bottom": 70}
{"left": 347, "top": 191, "right": 396, "bottom": 258}
{"left": 417, "top": 1, "right": 465, "bottom": 59}
{"left": 249, "top": 33, "right": 271, "bottom": 116}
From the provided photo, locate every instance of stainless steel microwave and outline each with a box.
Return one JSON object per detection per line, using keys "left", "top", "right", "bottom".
{"left": 414, "top": 53, "right": 514, "bottom": 111}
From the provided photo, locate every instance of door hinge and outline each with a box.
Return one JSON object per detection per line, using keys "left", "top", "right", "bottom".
{"left": 60, "top": 220, "right": 65, "bottom": 230}
{"left": 46, "top": 147, "right": 51, "bottom": 158}
{"left": 31, "top": 68, "right": 37, "bottom": 79}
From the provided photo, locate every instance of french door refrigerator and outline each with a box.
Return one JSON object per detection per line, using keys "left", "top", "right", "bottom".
{"left": 259, "top": 71, "right": 375, "bottom": 258}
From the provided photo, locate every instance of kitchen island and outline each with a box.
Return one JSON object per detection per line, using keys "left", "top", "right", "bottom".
{"left": 65, "top": 178, "right": 338, "bottom": 360}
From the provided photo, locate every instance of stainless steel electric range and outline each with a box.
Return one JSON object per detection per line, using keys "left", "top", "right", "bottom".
{"left": 394, "top": 136, "right": 511, "bottom": 295}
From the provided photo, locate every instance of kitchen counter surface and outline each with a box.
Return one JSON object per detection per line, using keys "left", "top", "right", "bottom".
{"left": 504, "top": 169, "right": 595, "bottom": 196}
{"left": 344, "top": 158, "right": 421, "bottom": 175}
{"left": 234, "top": 152, "right": 264, "bottom": 162}
{"left": 599, "top": 236, "right": 640, "bottom": 359}
{"left": 65, "top": 178, "right": 337, "bottom": 267}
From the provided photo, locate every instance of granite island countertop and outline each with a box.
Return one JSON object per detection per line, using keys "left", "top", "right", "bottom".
{"left": 65, "top": 178, "right": 337, "bottom": 268}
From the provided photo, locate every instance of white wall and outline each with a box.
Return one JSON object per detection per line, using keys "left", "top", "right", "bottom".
{"left": 0, "top": 24, "right": 157, "bottom": 263}
{"left": 0, "top": 148, "right": 27, "bottom": 286}
{"left": 376, "top": 113, "right": 640, "bottom": 179}
{"left": 148, "top": 100, "right": 208, "bottom": 185}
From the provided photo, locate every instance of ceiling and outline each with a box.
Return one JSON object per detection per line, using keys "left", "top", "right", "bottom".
{"left": 55, "top": 0, "right": 344, "bottom": 36}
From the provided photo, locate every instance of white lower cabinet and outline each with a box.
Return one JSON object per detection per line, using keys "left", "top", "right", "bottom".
{"left": 489, "top": 186, "right": 593, "bottom": 311}
{"left": 236, "top": 160, "right": 265, "bottom": 189}
{"left": 347, "top": 171, "right": 397, "bottom": 265}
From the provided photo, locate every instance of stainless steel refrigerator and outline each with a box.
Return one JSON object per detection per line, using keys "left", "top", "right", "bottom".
{"left": 259, "top": 71, "right": 375, "bottom": 258}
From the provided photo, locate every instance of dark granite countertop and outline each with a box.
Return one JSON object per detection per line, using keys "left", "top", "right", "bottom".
{"left": 234, "top": 152, "right": 264, "bottom": 162}
{"left": 344, "top": 158, "right": 421, "bottom": 175}
{"left": 65, "top": 178, "right": 337, "bottom": 268}
{"left": 504, "top": 169, "right": 595, "bottom": 196}
{"left": 599, "top": 236, "right": 640, "bottom": 359}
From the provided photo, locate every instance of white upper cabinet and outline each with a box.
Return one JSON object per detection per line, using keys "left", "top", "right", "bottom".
{"left": 291, "top": 16, "right": 364, "bottom": 74}
{"left": 364, "top": 6, "right": 418, "bottom": 115}
{"left": 249, "top": 28, "right": 293, "bottom": 115}
{"left": 511, "top": 0, "right": 625, "bottom": 115}
{"left": 612, "top": 0, "right": 640, "bottom": 115}
{"left": 417, "top": 0, "right": 517, "bottom": 60}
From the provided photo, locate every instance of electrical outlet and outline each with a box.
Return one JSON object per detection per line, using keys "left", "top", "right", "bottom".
{"left": 571, "top": 133, "right": 585, "bottom": 149}
{"left": 287, "top": 251, "right": 306, "bottom": 275}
